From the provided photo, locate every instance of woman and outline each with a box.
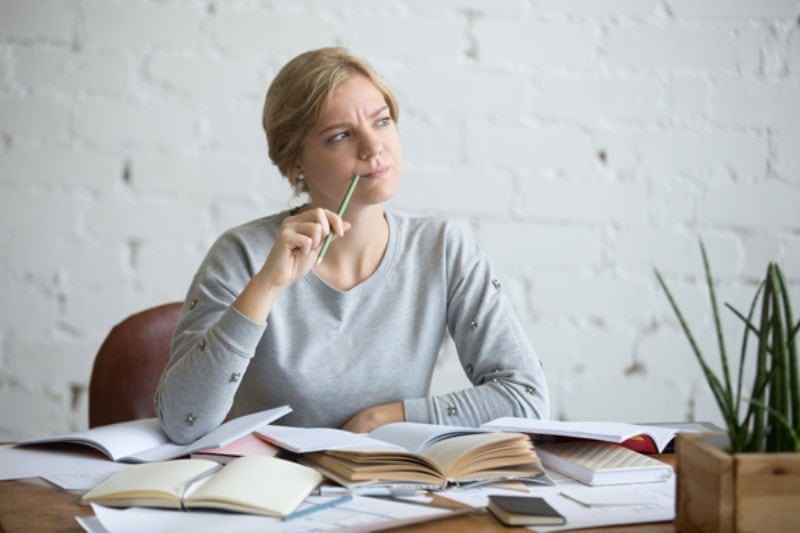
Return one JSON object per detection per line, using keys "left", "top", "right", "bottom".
{"left": 156, "top": 47, "right": 549, "bottom": 444}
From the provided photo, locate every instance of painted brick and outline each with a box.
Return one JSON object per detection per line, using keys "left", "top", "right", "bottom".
{"left": 0, "top": 0, "right": 75, "bottom": 43}
{"left": 203, "top": 104, "right": 270, "bottom": 156}
{"left": 668, "top": 0, "right": 798, "bottom": 19}
{"left": 5, "top": 335, "right": 96, "bottom": 387}
{"left": 476, "top": 20, "right": 597, "bottom": 69}
{"left": 710, "top": 81, "right": 800, "bottom": 130}
{"left": 146, "top": 53, "right": 265, "bottom": 101}
{"left": 531, "top": 273, "right": 655, "bottom": 324}
{"left": 667, "top": 75, "right": 708, "bottom": 118}
{"left": 599, "top": 129, "right": 767, "bottom": 177}
{"left": 0, "top": 147, "right": 121, "bottom": 191}
{"left": 392, "top": 166, "right": 515, "bottom": 216}
{"left": 774, "top": 131, "right": 800, "bottom": 180}
{"left": 790, "top": 29, "right": 800, "bottom": 75}
{"left": 401, "top": 0, "right": 527, "bottom": 18}
{"left": 75, "top": 98, "right": 198, "bottom": 149}
{"left": 397, "top": 117, "right": 462, "bottom": 166}
{"left": 606, "top": 26, "right": 737, "bottom": 69}
{"left": 534, "top": 75, "right": 662, "bottom": 121}
{"left": 12, "top": 47, "right": 132, "bottom": 94}
{"left": 82, "top": 198, "right": 207, "bottom": 245}
{"left": 517, "top": 176, "right": 648, "bottom": 226}
{"left": 209, "top": 6, "right": 338, "bottom": 57}
{"left": 476, "top": 222, "right": 604, "bottom": 272}
{"left": 704, "top": 182, "right": 800, "bottom": 229}
{"left": 0, "top": 94, "right": 71, "bottom": 142}
{"left": 82, "top": 0, "right": 204, "bottom": 50}
{"left": 536, "top": 0, "right": 661, "bottom": 18}
{"left": 465, "top": 123, "right": 596, "bottom": 171}
{"left": 393, "top": 65, "right": 527, "bottom": 117}
{"left": 132, "top": 153, "right": 253, "bottom": 198}
{"left": 612, "top": 230, "right": 741, "bottom": 280}
{"left": 0, "top": 190, "right": 79, "bottom": 240}
{"left": 341, "top": 14, "right": 462, "bottom": 63}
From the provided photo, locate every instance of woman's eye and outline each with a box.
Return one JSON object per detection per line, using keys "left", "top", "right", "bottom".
{"left": 376, "top": 116, "right": 392, "bottom": 127}
{"left": 328, "top": 131, "right": 349, "bottom": 144}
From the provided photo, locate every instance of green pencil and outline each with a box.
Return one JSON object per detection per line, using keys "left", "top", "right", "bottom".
{"left": 316, "top": 174, "right": 360, "bottom": 265}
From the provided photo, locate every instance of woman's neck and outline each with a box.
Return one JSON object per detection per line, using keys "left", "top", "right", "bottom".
{"left": 312, "top": 204, "right": 389, "bottom": 291}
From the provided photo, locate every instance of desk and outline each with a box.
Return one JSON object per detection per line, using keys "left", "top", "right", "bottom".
{"left": 0, "top": 456, "right": 677, "bottom": 532}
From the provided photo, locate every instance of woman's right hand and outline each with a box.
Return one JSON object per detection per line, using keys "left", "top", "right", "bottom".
{"left": 262, "top": 207, "right": 349, "bottom": 288}
{"left": 234, "top": 207, "right": 349, "bottom": 323}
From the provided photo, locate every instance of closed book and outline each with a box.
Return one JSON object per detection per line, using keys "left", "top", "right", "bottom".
{"left": 81, "top": 456, "right": 322, "bottom": 517}
{"left": 536, "top": 440, "right": 673, "bottom": 486}
{"left": 487, "top": 495, "right": 566, "bottom": 526}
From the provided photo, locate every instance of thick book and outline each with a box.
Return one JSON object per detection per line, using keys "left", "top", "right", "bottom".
{"left": 480, "top": 418, "right": 692, "bottom": 453}
{"left": 257, "top": 422, "right": 543, "bottom": 489}
{"left": 487, "top": 495, "right": 566, "bottom": 526}
{"left": 16, "top": 405, "right": 291, "bottom": 463}
{"left": 535, "top": 440, "right": 673, "bottom": 485}
{"left": 81, "top": 456, "right": 322, "bottom": 517}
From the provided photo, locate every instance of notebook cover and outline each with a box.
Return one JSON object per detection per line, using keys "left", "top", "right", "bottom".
{"left": 488, "top": 495, "right": 566, "bottom": 525}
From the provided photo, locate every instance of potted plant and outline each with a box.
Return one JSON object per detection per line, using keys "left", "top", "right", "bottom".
{"left": 655, "top": 242, "right": 800, "bottom": 532}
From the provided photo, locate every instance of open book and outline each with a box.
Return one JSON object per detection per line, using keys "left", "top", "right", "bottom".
{"left": 480, "top": 418, "right": 692, "bottom": 453}
{"left": 257, "top": 422, "right": 543, "bottom": 489}
{"left": 17, "top": 405, "right": 291, "bottom": 463}
{"left": 81, "top": 456, "right": 322, "bottom": 517}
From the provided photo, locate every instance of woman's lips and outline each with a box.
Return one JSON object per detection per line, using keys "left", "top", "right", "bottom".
{"left": 362, "top": 167, "right": 389, "bottom": 179}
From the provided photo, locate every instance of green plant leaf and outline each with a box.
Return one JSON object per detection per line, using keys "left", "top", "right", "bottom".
{"left": 700, "top": 241, "right": 735, "bottom": 414}
{"left": 654, "top": 266, "right": 737, "bottom": 433}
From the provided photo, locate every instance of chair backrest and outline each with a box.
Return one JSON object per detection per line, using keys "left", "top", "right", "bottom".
{"left": 88, "top": 302, "right": 183, "bottom": 428}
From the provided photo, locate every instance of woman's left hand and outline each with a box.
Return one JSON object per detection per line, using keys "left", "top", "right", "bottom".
{"left": 342, "top": 402, "right": 405, "bottom": 433}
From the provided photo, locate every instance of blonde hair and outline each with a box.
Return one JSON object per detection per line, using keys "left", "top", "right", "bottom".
{"left": 262, "top": 47, "right": 400, "bottom": 194}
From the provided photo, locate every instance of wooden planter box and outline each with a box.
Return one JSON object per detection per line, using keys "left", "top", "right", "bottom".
{"left": 676, "top": 432, "right": 800, "bottom": 532}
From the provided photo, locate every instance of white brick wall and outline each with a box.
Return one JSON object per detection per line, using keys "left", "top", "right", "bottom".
{"left": 1, "top": 0, "right": 799, "bottom": 439}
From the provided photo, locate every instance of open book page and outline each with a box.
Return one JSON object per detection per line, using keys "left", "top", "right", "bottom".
{"left": 185, "top": 456, "right": 322, "bottom": 517}
{"left": 81, "top": 459, "right": 220, "bottom": 508}
{"left": 129, "top": 405, "right": 292, "bottom": 462}
{"left": 256, "top": 425, "right": 404, "bottom": 453}
{"left": 16, "top": 405, "right": 292, "bottom": 463}
{"left": 422, "top": 432, "right": 542, "bottom": 481}
{"left": 18, "top": 418, "right": 166, "bottom": 461}
{"left": 480, "top": 418, "right": 682, "bottom": 453}
{"left": 368, "top": 422, "right": 485, "bottom": 453}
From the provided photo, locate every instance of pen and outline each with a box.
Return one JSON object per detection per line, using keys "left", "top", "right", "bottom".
{"left": 316, "top": 174, "right": 360, "bottom": 265}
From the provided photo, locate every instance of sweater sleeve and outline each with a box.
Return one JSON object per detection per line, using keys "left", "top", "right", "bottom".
{"left": 403, "top": 222, "right": 550, "bottom": 426}
{"left": 155, "top": 231, "right": 268, "bottom": 444}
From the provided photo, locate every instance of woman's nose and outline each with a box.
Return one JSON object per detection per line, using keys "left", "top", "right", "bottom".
{"left": 358, "top": 130, "right": 383, "bottom": 160}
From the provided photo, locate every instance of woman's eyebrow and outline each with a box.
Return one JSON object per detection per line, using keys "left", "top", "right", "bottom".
{"left": 316, "top": 105, "right": 389, "bottom": 137}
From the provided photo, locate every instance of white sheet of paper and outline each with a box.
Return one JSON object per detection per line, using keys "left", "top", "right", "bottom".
{"left": 0, "top": 445, "right": 124, "bottom": 481}
{"left": 440, "top": 474, "right": 675, "bottom": 532}
{"left": 559, "top": 487, "right": 655, "bottom": 506}
{"left": 43, "top": 470, "right": 119, "bottom": 491}
{"left": 86, "top": 495, "right": 455, "bottom": 532}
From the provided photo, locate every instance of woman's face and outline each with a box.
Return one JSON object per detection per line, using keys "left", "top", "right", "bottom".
{"left": 297, "top": 74, "right": 402, "bottom": 211}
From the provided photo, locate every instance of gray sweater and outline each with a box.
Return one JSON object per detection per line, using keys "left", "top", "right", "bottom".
{"left": 156, "top": 210, "right": 550, "bottom": 444}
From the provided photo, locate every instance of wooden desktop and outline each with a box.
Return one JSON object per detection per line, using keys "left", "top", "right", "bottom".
{"left": 0, "top": 456, "right": 677, "bottom": 532}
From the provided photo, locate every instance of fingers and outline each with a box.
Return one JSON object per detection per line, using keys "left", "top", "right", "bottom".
{"left": 289, "top": 208, "right": 345, "bottom": 241}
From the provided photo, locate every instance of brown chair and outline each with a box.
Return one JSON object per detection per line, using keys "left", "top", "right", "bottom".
{"left": 88, "top": 302, "right": 183, "bottom": 428}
